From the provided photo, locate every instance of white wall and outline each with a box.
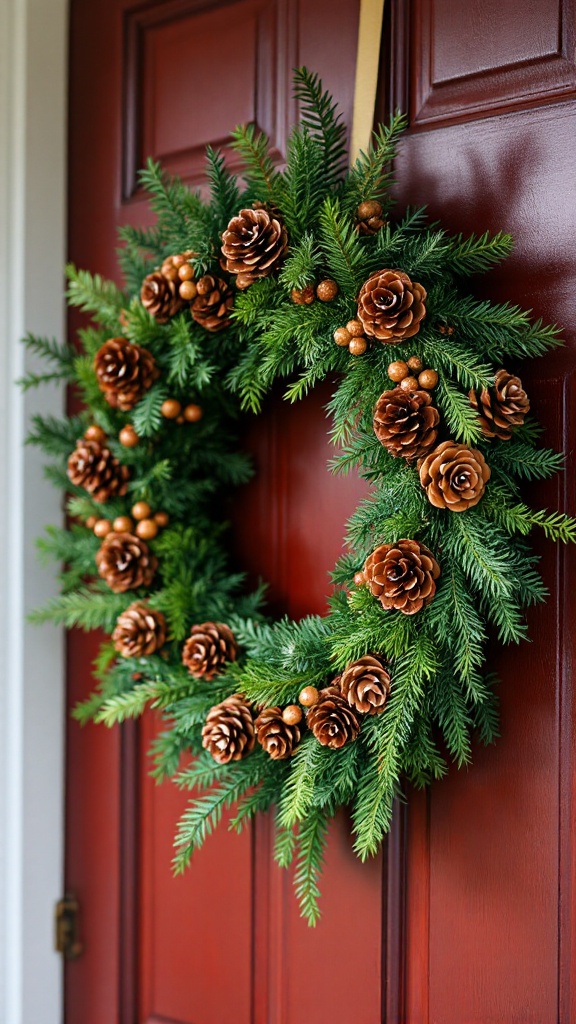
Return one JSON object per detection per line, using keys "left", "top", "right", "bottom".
{"left": 0, "top": 1, "right": 67, "bottom": 1022}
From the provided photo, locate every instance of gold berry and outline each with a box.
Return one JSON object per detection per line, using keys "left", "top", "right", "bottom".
{"left": 84, "top": 424, "right": 106, "bottom": 444}
{"left": 407, "top": 355, "right": 423, "bottom": 372}
{"left": 299, "top": 686, "right": 319, "bottom": 708}
{"left": 131, "top": 501, "right": 152, "bottom": 521}
{"left": 86, "top": 515, "right": 97, "bottom": 530}
{"left": 161, "top": 399, "right": 182, "bottom": 419}
{"left": 176, "top": 414, "right": 185, "bottom": 424}
{"left": 334, "top": 327, "right": 351, "bottom": 347}
{"left": 357, "top": 199, "right": 383, "bottom": 220}
{"left": 291, "top": 285, "right": 315, "bottom": 305}
{"left": 119, "top": 425, "right": 139, "bottom": 448}
{"left": 354, "top": 571, "right": 366, "bottom": 586}
{"left": 282, "top": 705, "right": 303, "bottom": 726}
{"left": 113, "top": 516, "right": 134, "bottom": 533}
{"left": 94, "top": 519, "right": 112, "bottom": 538}
{"left": 154, "top": 511, "right": 170, "bottom": 528}
{"left": 418, "top": 369, "right": 439, "bottom": 390}
{"left": 316, "top": 279, "right": 338, "bottom": 302}
{"left": 346, "top": 319, "right": 364, "bottom": 338}
{"left": 349, "top": 337, "right": 367, "bottom": 356}
{"left": 179, "top": 280, "right": 197, "bottom": 301}
{"left": 136, "top": 518, "right": 158, "bottom": 540}
{"left": 400, "top": 376, "right": 419, "bottom": 392}
{"left": 387, "top": 360, "right": 409, "bottom": 382}
{"left": 183, "top": 403, "right": 203, "bottom": 423}
{"left": 178, "top": 262, "right": 194, "bottom": 281}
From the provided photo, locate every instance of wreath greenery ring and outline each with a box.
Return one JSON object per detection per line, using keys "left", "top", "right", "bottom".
{"left": 25, "top": 69, "right": 576, "bottom": 923}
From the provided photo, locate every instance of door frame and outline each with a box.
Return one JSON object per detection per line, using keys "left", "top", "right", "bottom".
{"left": 0, "top": 1, "right": 67, "bottom": 1022}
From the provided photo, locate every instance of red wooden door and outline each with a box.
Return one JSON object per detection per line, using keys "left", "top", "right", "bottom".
{"left": 66, "top": 1, "right": 576, "bottom": 1022}
{"left": 379, "top": 2, "right": 576, "bottom": 1022}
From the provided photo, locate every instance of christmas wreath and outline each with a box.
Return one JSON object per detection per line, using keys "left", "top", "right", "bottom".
{"left": 24, "top": 69, "right": 576, "bottom": 924}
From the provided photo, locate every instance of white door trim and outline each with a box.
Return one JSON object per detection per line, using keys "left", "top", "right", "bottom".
{"left": 0, "top": 1, "right": 68, "bottom": 1021}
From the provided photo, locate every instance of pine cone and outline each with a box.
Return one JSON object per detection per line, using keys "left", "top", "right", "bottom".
{"left": 373, "top": 386, "right": 439, "bottom": 460}
{"left": 112, "top": 601, "right": 166, "bottom": 657}
{"left": 356, "top": 199, "right": 386, "bottom": 235}
{"left": 94, "top": 337, "right": 158, "bottom": 411}
{"left": 357, "top": 269, "right": 426, "bottom": 342}
{"left": 339, "top": 655, "right": 391, "bottom": 715}
{"left": 202, "top": 693, "right": 255, "bottom": 764}
{"left": 221, "top": 208, "right": 288, "bottom": 285}
{"left": 141, "top": 271, "right": 184, "bottom": 323}
{"left": 191, "top": 276, "right": 233, "bottom": 332}
{"left": 307, "top": 687, "right": 360, "bottom": 749}
{"left": 67, "top": 438, "right": 129, "bottom": 502}
{"left": 182, "top": 622, "right": 238, "bottom": 680}
{"left": 364, "top": 539, "right": 440, "bottom": 615}
{"left": 419, "top": 440, "right": 491, "bottom": 511}
{"left": 254, "top": 706, "right": 301, "bottom": 759}
{"left": 96, "top": 532, "right": 157, "bottom": 593}
{"left": 469, "top": 369, "right": 530, "bottom": 440}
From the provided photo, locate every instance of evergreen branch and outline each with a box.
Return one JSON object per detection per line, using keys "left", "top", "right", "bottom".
{"left": 445, "top": 231, "right": 514, "bottom": 276}
{"left": 293, "top": 806, "right": 330, "bottom": 925}
{"left": 66, "top": 264, "right": 125, "bottom": 328}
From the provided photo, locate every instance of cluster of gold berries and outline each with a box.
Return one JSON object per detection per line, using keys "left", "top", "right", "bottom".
{"left": 160, "top": 399, "right": 203, "bottom": 425}
{"left": 161, "top": 252, "right": 198, "bottom": 302}
{"left": 86, "top": 500, "right": 169, "bottom": 542}
{"left": 387, "top": 355, "right": 438, "bottom": 391}
{"left": 291, "top": 278, "right": 339, "bottom": 305}
{"left": 333, "top": 318, "right": 369, "bottom": 356}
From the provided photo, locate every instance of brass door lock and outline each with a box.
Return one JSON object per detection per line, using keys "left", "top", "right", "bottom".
{"left": 55, "top": 895, "right": 83, "bottom": 960}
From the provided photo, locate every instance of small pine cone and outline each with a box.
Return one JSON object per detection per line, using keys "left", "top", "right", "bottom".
{"left": 373, "top": 386, "right": 439, "bottom": 461}
{"left": 419, "top": 440, "right": 491, "bottom": 512}
{"left": 112, "top": 601, "right": 166, "bottom": 657}
{"left": 356, "top": 199, "right": 386, "bottom": 235}
{"left": 307, "top": 687, "right": 361, "bottom": 749}
{"left": 94, "top": 337, "right": 158, "bottom": 411}
{"left": 182, "top": 622, "right": 238, "bottom": 680}
{"left": 141, "top": 270, "right": 184, "bottom": 322}
{"left": 67, "top": 438, "right": 129, "bottom": 502}
{"left": 221, "top": 207, "right": 288, "bottom": 285}
{"left": 339, "top": 655, "right": 391, "bottom": 715}
{"left": 191, "top": 276, "right": 233, "bottom": 332}
{"left": 202, "top": 693, "right": 255, "bottom": 764}
{"left": 364, "top": 539, "right": 440, "bottom": 615}
{"left": 469, "top": 369, "right": 530, "bottom": 440}
{"left": 96, "top": 532, "right": 157, "bottom": 593}
{"left": 254, "top": 706, "right": 301, "bottom": 759}
{"left": 357, "top": 269, "right": 426, "bottom": 342}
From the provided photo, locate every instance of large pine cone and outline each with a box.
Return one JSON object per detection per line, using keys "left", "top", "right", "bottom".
{"left": 202, "top": 694, "right": 255, "bottom": 764}
{"left": 339, "top": 655, "right": 391, "bottom": 715}
{"left": 307, "top": 687, "right": 360, "bottom": 749}
{"left": 182, "top": 622, "right": 238, "bottom": 680}
{"left": 67, "top": 438, "right": 129, "bottom": 502}
{"left": 221, "top": 208, "right": 288, "bottom": 286}
{"left": 373, "top": 386, "right": 439, "bottom": 460}
{"left": 112, "top": 601, "right": 166, "bottom": 657}
{"left": 96, "top": 532, "right": 157, "bottom": 593}
{"left": 357, "top": 269, "right": 426, "bottom": 342}
{"left": 191, "top": 276, "right": 233, "bottom": 332}
{"left": 364, "top": 539, "right": 440, "bottom": 615}
{"left": 419, "top": 440, "right": 491, "bottom": 511}
{"left": 254, "top": 707, "right": 301, "bottom": 759}
{"left": 141, "top": 271, "right": 184, "bottom": 323}
{"left": 94, "top": 337, "right": 158, "bottom": 411}
{"left": 469, "top": 369, "right": 530, "bottom": 440}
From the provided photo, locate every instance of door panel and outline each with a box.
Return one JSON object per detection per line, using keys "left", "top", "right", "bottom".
{"left": 383, "top": 3, "right": 576, "bottom": 1021}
